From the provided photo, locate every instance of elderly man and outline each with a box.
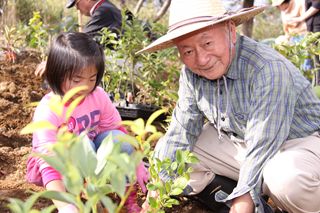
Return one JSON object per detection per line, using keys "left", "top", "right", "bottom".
{"left": 138, "top": 0, "right": 320, "bottom": 212}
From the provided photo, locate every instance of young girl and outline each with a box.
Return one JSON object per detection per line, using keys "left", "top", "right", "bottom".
{"left": 26, "top": 32, "right": 148, "bottom": 213}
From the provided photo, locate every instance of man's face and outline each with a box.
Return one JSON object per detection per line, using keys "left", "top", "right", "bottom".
{"left": 75, "top": 0, "right": 92, "bottom": 16}
{"left": 174, "top": 21, "right": 236, "bottom": 80}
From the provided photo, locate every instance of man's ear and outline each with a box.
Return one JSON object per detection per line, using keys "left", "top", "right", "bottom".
{"left": 229, "top": 20, "right": 237, "bottom": 44}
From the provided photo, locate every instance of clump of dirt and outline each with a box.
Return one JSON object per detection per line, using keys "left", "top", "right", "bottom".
{"left": 0, "top": 50, "right": 212, "bottom": 213}
{"left": 0, "top": 50, "right": 50, "bottom": 212}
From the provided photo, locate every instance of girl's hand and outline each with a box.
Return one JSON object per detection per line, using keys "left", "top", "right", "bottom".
{"left": 58, "top": 204, "right": 78, "bottom": 213}
{"left": 136, "top": 162, "right": 150, "bottom": 193}
{"left": 35, "top": 61, "right": 47, "bottom": 77}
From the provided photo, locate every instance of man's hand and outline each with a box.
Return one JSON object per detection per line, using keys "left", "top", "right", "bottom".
{"left": 230, "top": 193, "right": 254, "bottom": 213}
{"left": 35, "top": 61, "right": 47, "bottom": 77}
{"left": 140, "top": 190, "right": 159, "bottom": 213}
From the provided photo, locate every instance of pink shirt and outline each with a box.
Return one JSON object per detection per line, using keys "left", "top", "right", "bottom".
{"left": 27, "top": 87, "right": 123, "bottom": 185}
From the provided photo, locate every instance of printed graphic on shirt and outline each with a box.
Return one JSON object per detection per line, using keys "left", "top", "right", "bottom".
{"left": 64, "top": 110, "right": 101, "bottom": 139}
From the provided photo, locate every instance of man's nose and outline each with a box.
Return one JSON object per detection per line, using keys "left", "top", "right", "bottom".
{"left": 196, "top": 50, "right": 210, "bottom": 66}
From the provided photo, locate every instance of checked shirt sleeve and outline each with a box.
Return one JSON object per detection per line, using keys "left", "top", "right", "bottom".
{"left": 153, "top": 67, "right": 205, "bottom": 182}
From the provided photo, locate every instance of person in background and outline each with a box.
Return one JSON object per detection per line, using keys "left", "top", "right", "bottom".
{"left": 27, "top": 32, "right": 148, "bottom": 213}
{"left": 66, "top": 0, "right": 130, "bottom": 39}
{"left": 288, "top": 0, "right": 320, "bottom": 84}
{"left": 272, "top": 0, "right": 315, "bottom": 76}
{"left": 34, "top": 0, "right": 127, "bottom": 77}
{"left": 137, "top": 0, "right": 320, "bottom": 212}
{"left": 272, "top": 0, "right": 308, "bottom": 42}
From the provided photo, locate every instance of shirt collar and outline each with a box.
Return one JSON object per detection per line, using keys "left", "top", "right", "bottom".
{"left": 224, "top": 34, "right": 242, "bottom": 80}
{"left": 90, "top": 0, "right": 104, "bottom": 16}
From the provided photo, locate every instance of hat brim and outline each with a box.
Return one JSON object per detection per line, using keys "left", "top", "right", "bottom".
{"left": 66, "top": 0, "right": 76, "bottom": 8}
{"left": 137, "top": 6, "right": 266, "bottom": 54}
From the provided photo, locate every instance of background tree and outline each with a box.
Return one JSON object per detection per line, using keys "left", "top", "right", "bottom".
{"left": 242, "top": 0, "right": 255, "bottom": 37}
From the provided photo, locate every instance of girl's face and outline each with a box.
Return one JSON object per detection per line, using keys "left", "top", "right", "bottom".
{"left": 62, "top": 66, "right": 98, "bottom": 98}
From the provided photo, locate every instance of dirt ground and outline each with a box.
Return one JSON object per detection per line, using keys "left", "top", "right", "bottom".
{"left": 0, "top": 51, "right": 213, "bottom": 212}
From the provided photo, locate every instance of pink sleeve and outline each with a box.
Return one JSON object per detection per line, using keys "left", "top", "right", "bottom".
{"left": 31, "top": 94, "right": 62, "bottom": 175}
{"left": 32, "top": 97, "right": 60, "bottom": 151}
{"left": 41, "top": 167, "right": 62, "bottom": 186}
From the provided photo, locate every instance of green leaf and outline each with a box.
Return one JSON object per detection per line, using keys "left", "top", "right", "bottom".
{"left": 65, "top": 95, "right": 85, "bottom": 120}
{"left": 71, "top": 135, "right": 97, "bottom": 177}
{"left": 39, "top": 154, "right": 67, "bottom": 175}
{"left": 148, "top": 196, "right": 158, "bottom": 208}
{"left": 313, "top": 86, "right": 320, "bottom": 99}
{"left": 48, "top": 95, "right": 63, "bottom": 117}
{"left": 172, "top": 177, "right": 188, "bottom": 189}
{"left": 131, "top": 118, "right": 145, "bottom": 136}
{"left": 147, "top": 183, "right": 157, "bottom": 191}
{"left": 170, "top": 187, "right": 184, "bottom": 196}
{"left": 146, "top": 132, "right": 163, "bottom": 144}
{"left": 146, "top": 109, "right": 167, "bottom": 126}
{"left": 145, "top": 125, "right": 157, "bottom": 133}
{"left": 110, "top": 172, "right": 126, "bottom": 197}
{"left": 23, "top": 191, "right": 44, "bottom": 212}
{"left": 39, "top": 205, "right": 56, "bottom": 213}
{"left": 170, "top": 162, "right": 178, "bottom": 171}
{"left": 114, "top": 134, "right": 139, "bottom": 149}
{"left": 7, "top": 198, "right": 24, "bottom": 212}
{"left": 187, "top": 155, "right": 199, "bottom": 164}
{"left": 63, "top": 164, "right": 84, "bottom": 195}
{"left": 62, "top": 86, "right": 87, "bottom": 105}
{"left": 95, "top": 134, "right": 114, "bottom": 175}
{"left": 40, "top": 190, "right": 77, "bottom": 204}
{"left": 100, "top": 196, "right": 116, "bottom": 213}
{"left": 176, "top": 150, "right": 184, "bottom": 163}
{"left": 165, "top": 198, "right": 179, "bottom": 206}
{"left": 20, "top": 121, "right": 56, "bottom": 135}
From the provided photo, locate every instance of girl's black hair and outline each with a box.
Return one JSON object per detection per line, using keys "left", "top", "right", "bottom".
{"left": 45, "top": 32, "right": 105, "bottom": 96}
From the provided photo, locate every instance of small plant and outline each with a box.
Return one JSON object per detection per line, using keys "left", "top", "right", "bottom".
{"left": 8, "top": 87, "right": 143, "bottom": 213}
{"left": 27, "top": 11, "right": 50, "bottom": 60}
{"left": 100, "top": 11, "right": 180, "bottom": 108}
{"left": 1, "top": 26, "right": 23, "bottom": 63}
{"left": 121, "top": 109, "right": 199, "bottom": 212}
{"left": 8, "top": 88, "right": 195, "bottom": 212}
{"left": 146, "top": 150, "right": 198, "bottom": 212}
{"left": 273, "top": 32, "right": 320, "bottom": 86}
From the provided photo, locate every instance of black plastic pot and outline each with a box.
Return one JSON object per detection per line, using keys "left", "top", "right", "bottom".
{"left": 116, "top": 103, "right": 164, "bottom": 120}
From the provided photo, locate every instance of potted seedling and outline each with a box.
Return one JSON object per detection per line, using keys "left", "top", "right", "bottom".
{"left": 100, "top": 12, "right": 178, "bottom": 121}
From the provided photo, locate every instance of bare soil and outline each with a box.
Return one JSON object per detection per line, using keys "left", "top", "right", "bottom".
{"left": 0, "top": 51, "right": 213, "bottom": 212}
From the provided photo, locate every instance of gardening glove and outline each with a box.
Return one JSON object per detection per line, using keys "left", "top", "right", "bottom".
{"left": 136, "top": 161, "right": 150, "bottom": 193}
{"left": 58, "top": 204, "right": 78, "bottom": 213}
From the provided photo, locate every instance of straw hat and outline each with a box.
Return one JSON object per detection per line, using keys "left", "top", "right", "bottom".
{"left": 137, "top": 0, "right": 266, "bottom": 54}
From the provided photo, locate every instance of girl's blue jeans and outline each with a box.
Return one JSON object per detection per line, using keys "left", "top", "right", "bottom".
{"left": 90, "top": 130, "right": 134, "bottom": 154}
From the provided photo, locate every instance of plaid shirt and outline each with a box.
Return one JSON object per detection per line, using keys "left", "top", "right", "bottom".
{"left": 154, "top": 35, "right": 320, "bottom": 212}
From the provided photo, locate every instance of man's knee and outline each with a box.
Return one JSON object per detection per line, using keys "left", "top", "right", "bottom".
{"left": 264, "top": 170, "right": 320, "bottom": 212}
